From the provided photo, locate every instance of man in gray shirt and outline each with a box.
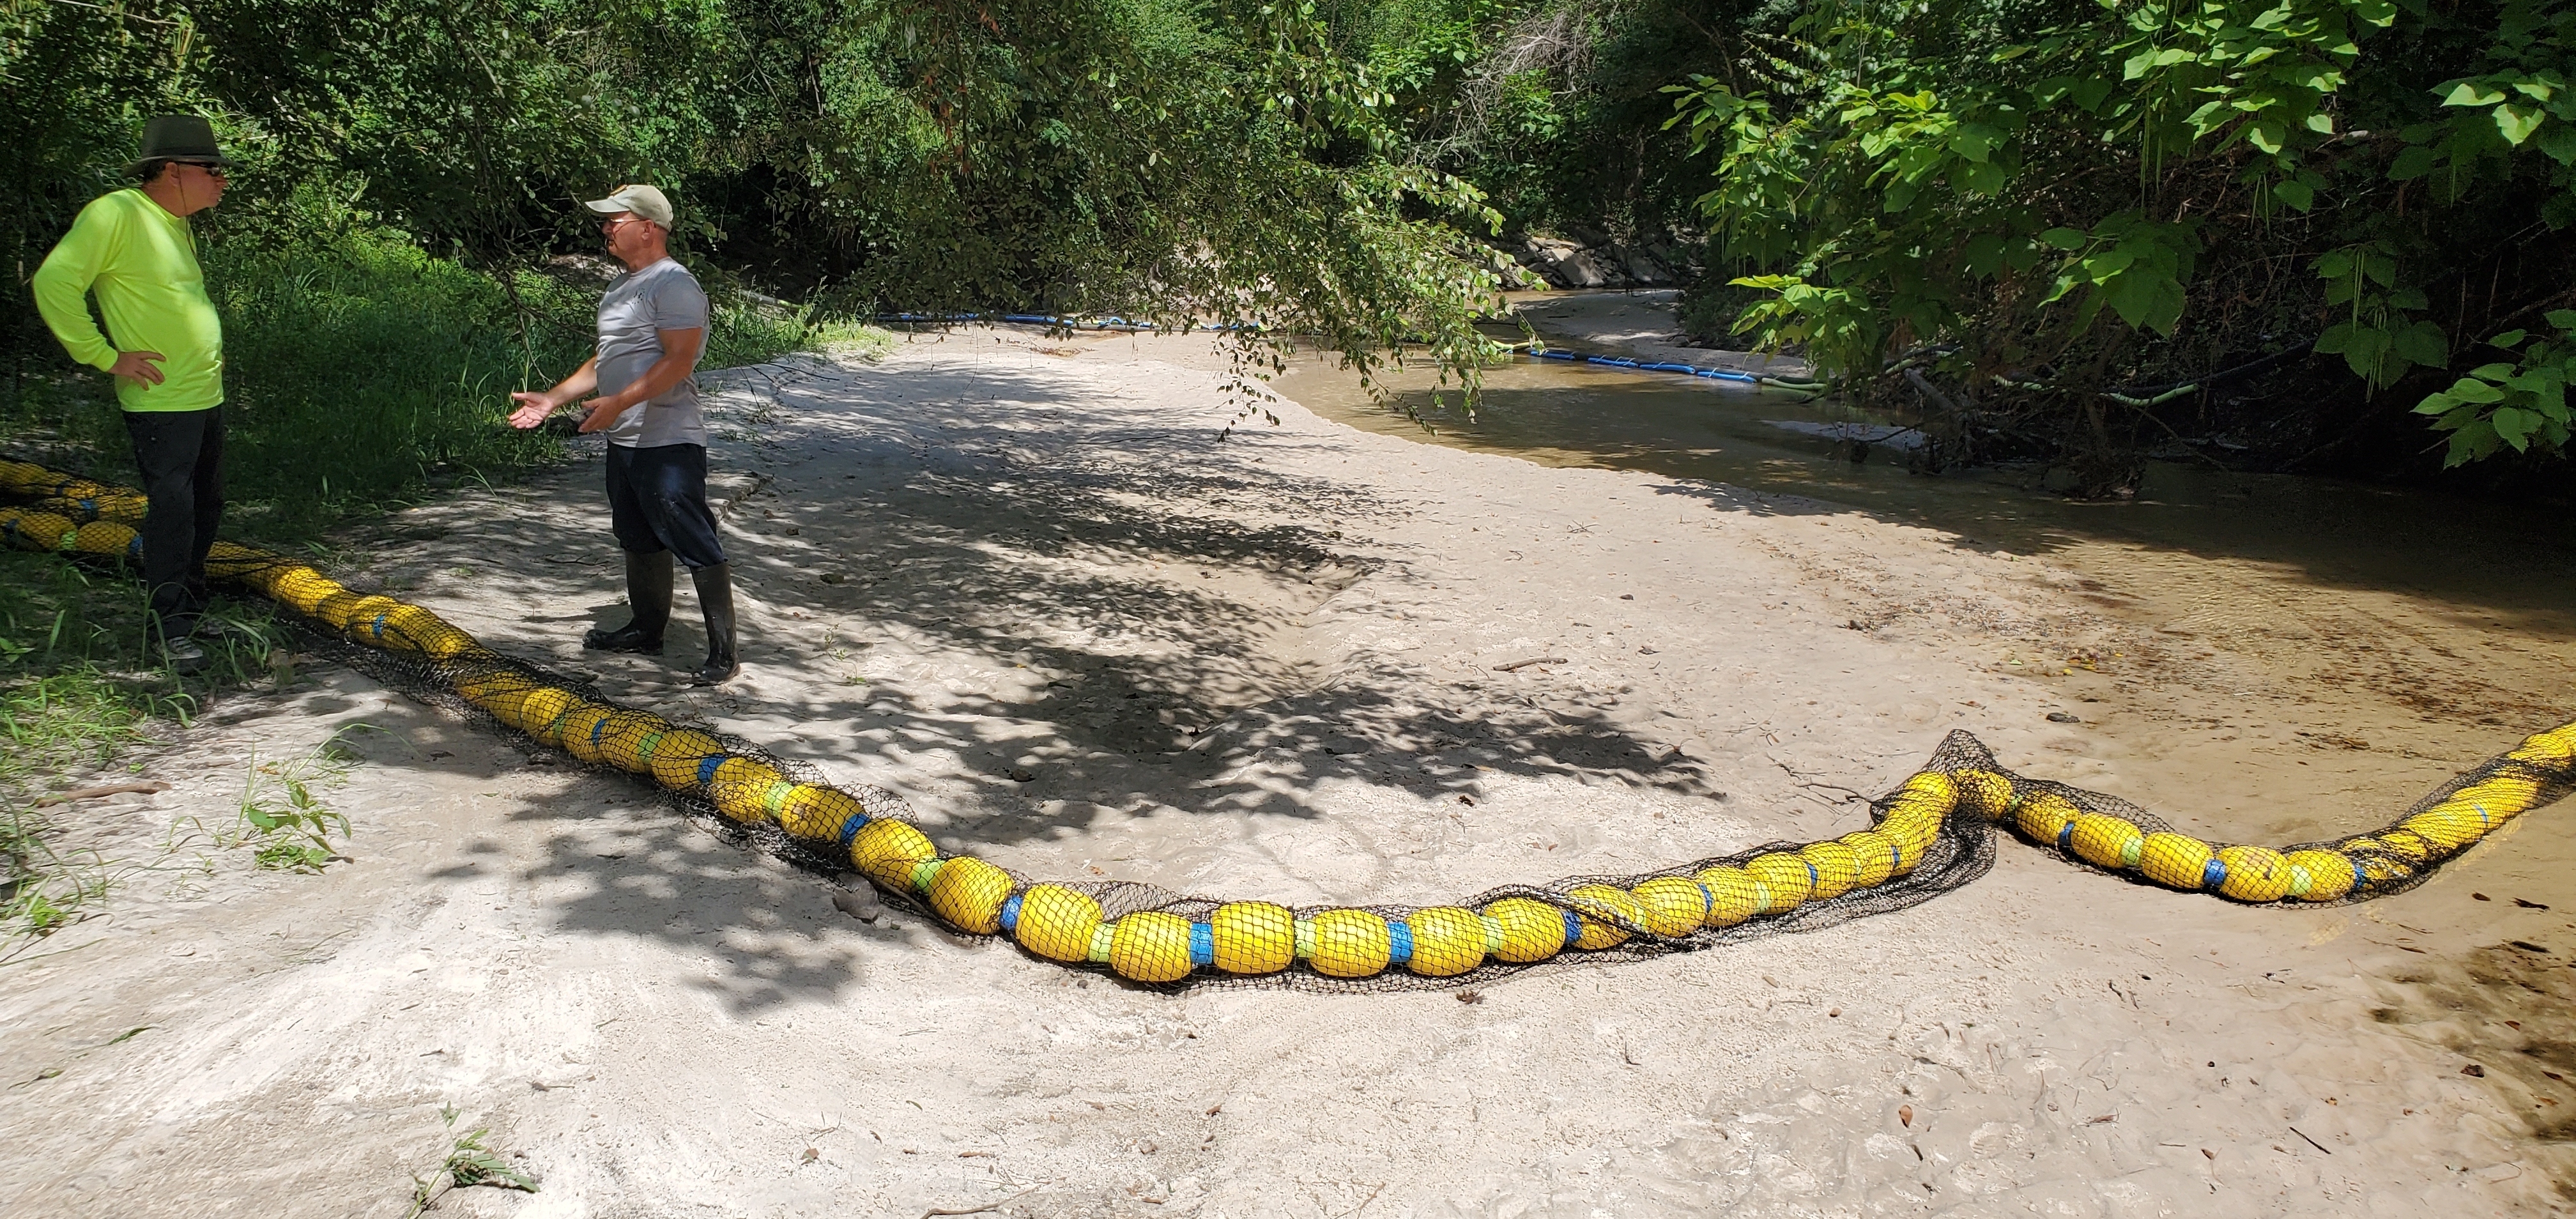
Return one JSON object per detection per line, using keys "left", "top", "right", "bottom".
{"left": 507, "top": 185, "right": 739, "bottom": 683}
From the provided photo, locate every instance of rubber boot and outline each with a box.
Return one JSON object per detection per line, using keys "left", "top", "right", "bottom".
{"left": 584, "top": 549, "right": 671, "bottom": 653}
{"left": 691, "top": 562, "right": 740, "bottom": 684}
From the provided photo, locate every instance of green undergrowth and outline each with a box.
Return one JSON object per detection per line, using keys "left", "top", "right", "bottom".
{"left": 405, "top": 1103, "right": 539, "bottom": 1216}
{"left": 0, "top": 548, "right": 287, "bottom": 948}
{"left": 6, "top": 226, "right": 833, "bottom": 546}
{"left": 222, "top": 730, "right": 371, "bottom": 874}
{"left": 2, "top": 227, "right": 854, "bottom": 945}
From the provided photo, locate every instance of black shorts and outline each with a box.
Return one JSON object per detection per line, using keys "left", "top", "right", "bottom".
{"left": 604, "top": 442, "right": 728, "bottom": 570}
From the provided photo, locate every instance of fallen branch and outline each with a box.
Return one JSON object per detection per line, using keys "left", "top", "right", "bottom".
{"left": 1492, "top": 656, "right": 1567, "bottom": 673}
{"left": 33, "top": 782, "right": 169, "bottom": 808}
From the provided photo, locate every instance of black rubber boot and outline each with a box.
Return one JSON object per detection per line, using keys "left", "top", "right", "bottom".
{"left": 584, "top": 550, "right": 671, "bottom": 653}
{"left": 691, "top": 562, "right": 740, "bottom": 684}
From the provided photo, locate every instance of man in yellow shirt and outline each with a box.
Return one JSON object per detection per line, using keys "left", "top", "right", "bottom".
{"left": 30, "top": 116, "right": 233, "bottom": 674}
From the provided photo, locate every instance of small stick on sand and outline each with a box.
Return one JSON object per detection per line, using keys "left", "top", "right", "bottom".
{"left": 2289, "top": 1126, "right": 2332, "bottom": 1154}
{"left": 922, "top": 1184, "right": 1040, "bottom": 1218}
{"left": 716, "top": 473, "right": 777, "bottom": 524}
{"left": 1492, "top": 656, "right": 1567, "bottom": 673}
{"left": 33, "top": 781, "right": 169, "bottom": 808}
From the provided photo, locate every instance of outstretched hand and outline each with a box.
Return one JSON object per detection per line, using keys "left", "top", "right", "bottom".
{"left": 506, "top": 390, "right": 556, "bottom": 431}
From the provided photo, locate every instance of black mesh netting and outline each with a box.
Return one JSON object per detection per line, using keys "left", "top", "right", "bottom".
{"left": 5, "top": 455, "right": 2572, "bottom": 992}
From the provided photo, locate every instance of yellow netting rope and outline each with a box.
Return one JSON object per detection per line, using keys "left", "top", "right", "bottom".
{"left": 4, "top": 456, "right": 2569, "bottom": 987}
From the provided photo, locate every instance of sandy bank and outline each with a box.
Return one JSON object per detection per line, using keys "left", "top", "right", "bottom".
{"left": 1, "top": 332, "right": 2570, "bottom": 1218}
{"left": 1508, "top": 288, "right": 1814, "bottom": 379}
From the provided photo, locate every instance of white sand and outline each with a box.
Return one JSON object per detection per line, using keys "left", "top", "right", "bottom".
{"left": 3, "top": 332, "right": 2570, "bottom": 1218}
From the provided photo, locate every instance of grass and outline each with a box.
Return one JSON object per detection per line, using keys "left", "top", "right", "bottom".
{"left": 224, "top": 728, "right": 372, "bottom": 873}
{"left": 406, "top": 1103, "right": 537, "bottom": 1216}
{"left": 4, "top": 225, "right": 831, "bottom": 548}
{"left": 0, "top": 548, "right": 288, "bottom": 948}
{"left": 1, "top": 222, "right": 852, "bottom": 942}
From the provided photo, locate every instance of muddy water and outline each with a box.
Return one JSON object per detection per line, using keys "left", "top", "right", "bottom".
{"left": 1276, "top": 353, "right": 2576, "bottom": 736}
{"left": 1278, "top": 349, "right": 2576, "bottom": 1142}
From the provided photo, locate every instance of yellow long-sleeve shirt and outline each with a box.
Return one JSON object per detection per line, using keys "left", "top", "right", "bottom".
{"left": 30, "top": 188, "right": 224, "bottom": 413}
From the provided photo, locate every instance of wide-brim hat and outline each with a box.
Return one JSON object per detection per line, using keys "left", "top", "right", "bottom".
{"left": 129, "top": 114, "right": 231, "bottom": 175}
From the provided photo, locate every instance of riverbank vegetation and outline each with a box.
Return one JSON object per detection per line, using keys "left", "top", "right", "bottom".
{"left": 11, "top": 1, "right": 2570, "bottom": 498}
{"left": 1655, "top": 0, "right": 2575, "bottom": 491}
{"left": 1312, "top": 0, "right": 2574, "bottom": 491}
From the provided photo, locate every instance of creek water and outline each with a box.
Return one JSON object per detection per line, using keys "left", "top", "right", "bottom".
{"left": 1271, "top": 334, "right": 2576, "bottom": 1099}
{"left": 1275, "top": 336, "right": 2576, "bottom": 761}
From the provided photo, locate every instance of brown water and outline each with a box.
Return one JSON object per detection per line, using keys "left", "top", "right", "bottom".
{"left": 1276, "top": 350, "right": 2576, "bottom": 742}
{"left": 1274, "top": 343, "right": 2576, "bottom": 1111}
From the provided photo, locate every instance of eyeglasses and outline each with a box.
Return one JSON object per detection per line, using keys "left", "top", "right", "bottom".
{"left": 174, "top": 162, "right": 227, "bottom": 179}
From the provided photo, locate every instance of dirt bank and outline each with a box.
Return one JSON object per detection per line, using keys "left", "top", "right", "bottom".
{"left": 1, "top": 331, "right": 2570, "bottom": 1218}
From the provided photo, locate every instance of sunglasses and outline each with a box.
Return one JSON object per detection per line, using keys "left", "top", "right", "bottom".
{"left": 173, "top": 161, "right": 227, "bottom": 178}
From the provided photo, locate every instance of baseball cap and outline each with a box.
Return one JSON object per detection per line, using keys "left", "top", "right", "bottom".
{"left": 583, "top": 184, "right": 673, "bottom": 227}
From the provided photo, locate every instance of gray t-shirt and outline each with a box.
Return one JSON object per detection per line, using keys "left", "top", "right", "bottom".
{"left": 595, "top": 257, "right": 710, "bottom": 448}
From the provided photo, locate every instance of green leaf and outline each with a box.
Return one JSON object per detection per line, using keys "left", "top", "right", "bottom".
{"left": 2246, "top": 123, "right": 2285, "bottom": 155}
{"left": 2413, "top": 392, "right": 2460, "bottom": 415}
{"left": 2393, "top": 322, "right": 2448, "bottom": 369}
{"left": 2543, "top": 125, "right": 2576, "bottom": 165}
{"left": 2444, "top": 82, "right": 2506, "bottom": 107}
{"left": 2442, "top": 425, "right": 2496, "bottom": 467}
{"left": 2389, "top": 145, "right": 2439, "bottom": 180}
{"left": 2104, "top": 268, "right": 2161, "bottom": 328}
{"left": 2083, "top": 249, "right": 2136, "bottom": 279}
{"left": 2467, "top": 362, "right": 2519, "bottom": 381}
{"left": 2443, "top": 377, "right": 2506, "bottom": 403}
{"left": 2496, "top": 104, "right": 2546, "bottom": 146}
{"left": 2340, "top": 326, "right": 2393, "bottom": 381}
{"left": 1949, "top": 124, "right": 2001, "bottom": 162}
{"left": 2546, "top": 309, "right": 2576, "bottom": 331}
{"left": 2272, "top": 178, "right": 2314, "bottom": 210}
{"left": 2493, "top": 407, "right": 2536, "bottom": 449}
{"left": 2489, "top": 329, "right": 2529, "bottom": 349}
{"left": 2039, "top": 227, "right": 2087, "bottom": 250}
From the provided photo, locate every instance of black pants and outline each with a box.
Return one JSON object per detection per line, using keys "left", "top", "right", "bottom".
{"left": 605, "top": 442, "right": 727, "bottom": 570}
{"left": 122, "top": 406, "right": 224, "bottom": 639}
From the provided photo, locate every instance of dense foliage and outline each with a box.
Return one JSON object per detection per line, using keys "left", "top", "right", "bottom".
{"left": 1660, "top": 0, "right": 2575, "bottom": 482}
{"left": 3, "top": 0, "right": 1512, "bottom": 400}
{"left": 6, "top": 0, "right": 2571, "bottom": 491}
